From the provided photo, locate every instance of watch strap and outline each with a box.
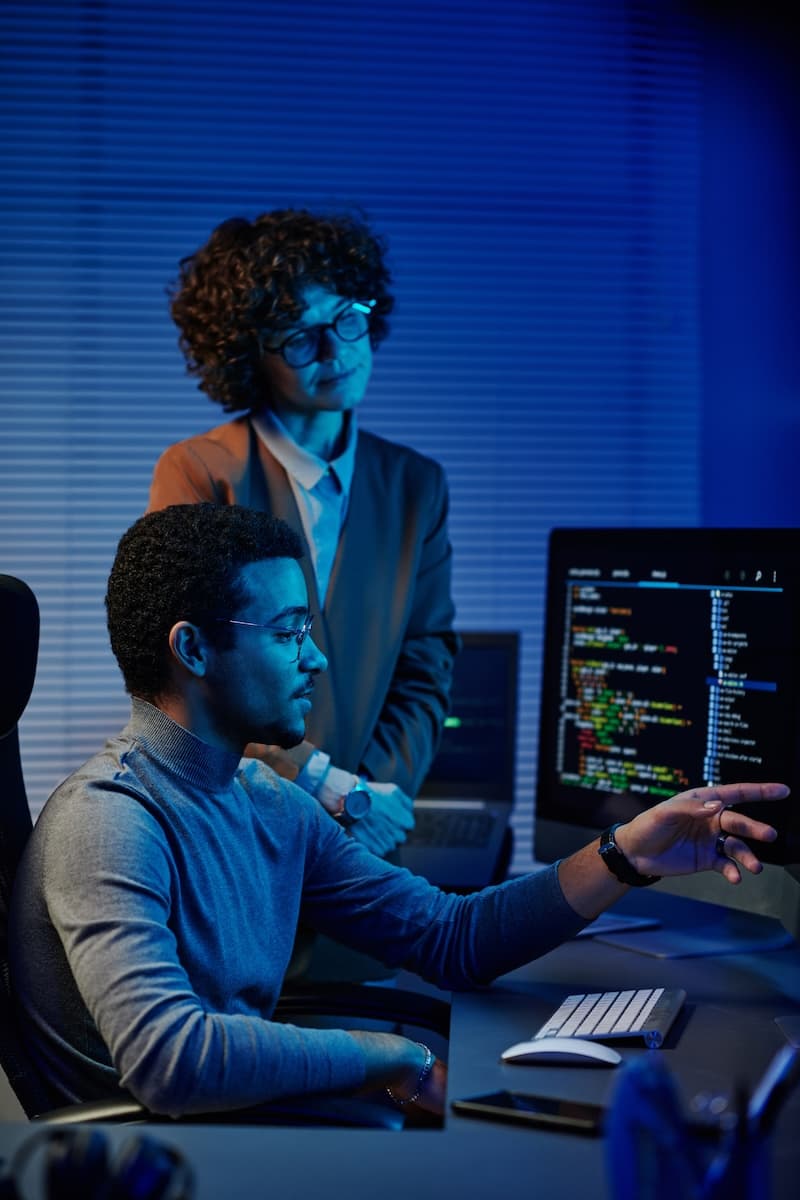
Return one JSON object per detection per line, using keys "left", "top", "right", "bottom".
{"left": 598, "top": 823, "right": 661, "bottom": 887}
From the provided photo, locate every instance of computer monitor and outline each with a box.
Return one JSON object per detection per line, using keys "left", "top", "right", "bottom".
{"left": 534, "top": 528, "right": 800, "bottom": 943}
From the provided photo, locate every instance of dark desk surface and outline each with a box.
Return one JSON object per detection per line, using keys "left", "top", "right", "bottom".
{"left": 2, "top": 892, "right": 800, "bottom": 1199}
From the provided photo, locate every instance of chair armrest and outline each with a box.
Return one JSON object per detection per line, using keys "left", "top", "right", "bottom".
{"left": 35, "top": 1093, "right": 404, "bottom": 1130}
{"left": 32, "top": 1096, "right": 150, "bottom": 1124}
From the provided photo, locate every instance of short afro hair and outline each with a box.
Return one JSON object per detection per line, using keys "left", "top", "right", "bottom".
{"left": 106, "top": 503, "right": 303, "bottom": 701}
{"left": 169, "top": 208, "right": 394, "bottom": 413}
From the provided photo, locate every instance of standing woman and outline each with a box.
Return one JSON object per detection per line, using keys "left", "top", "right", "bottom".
{"left": 148, "top": 209, "right": 458, "bottom": 865}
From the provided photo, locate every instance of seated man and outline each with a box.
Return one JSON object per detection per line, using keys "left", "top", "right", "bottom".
{"left": 9, "top": 504, "right": 784, "bottom": 1119}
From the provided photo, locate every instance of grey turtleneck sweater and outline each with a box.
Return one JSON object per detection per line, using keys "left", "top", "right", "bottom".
{"left": 10, "top": 699, "right": 585, "bottom": 1117}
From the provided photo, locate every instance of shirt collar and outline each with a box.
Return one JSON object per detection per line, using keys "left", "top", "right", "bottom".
{"left": 251, "top": 409, "right": 358, "bottom": 494}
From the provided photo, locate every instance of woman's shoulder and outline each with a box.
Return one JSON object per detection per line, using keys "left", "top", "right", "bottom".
{"left": 357, "top": 427, "right": 446, "bottom": 481}
{"left": 162, "top": 414, "right": 252, "bottom": 457}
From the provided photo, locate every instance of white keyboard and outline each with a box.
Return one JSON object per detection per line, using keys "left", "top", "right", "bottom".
{"left": 534, "top": 987, "right": 686, "bottom": 1049}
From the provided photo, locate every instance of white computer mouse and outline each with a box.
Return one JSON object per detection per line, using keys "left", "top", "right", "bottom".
{"left": 500, "top": 1036, "right": 622, "bottom": 1066}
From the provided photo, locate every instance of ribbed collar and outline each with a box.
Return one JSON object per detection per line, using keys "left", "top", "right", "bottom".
{"left": 125, "top": 698, "right": 242, "bottom": 792}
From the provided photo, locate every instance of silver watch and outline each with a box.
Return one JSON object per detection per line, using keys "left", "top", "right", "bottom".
{"left": 333, "top": 783, "right": 372, "bottom": 828}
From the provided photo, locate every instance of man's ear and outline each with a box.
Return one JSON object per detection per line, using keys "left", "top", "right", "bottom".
{"left": 168, "top": 621, "right": 208, "bottom": 678}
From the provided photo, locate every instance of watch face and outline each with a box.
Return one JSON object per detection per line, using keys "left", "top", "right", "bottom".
{"left": 343, "top": 785, "right": 372, "bottom": 823}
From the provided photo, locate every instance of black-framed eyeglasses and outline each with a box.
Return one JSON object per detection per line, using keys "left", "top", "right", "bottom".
{"left": 262, "top": 299, "right": 375, "bottom": 369}
{"left": 214, "top": 612, "right": 315, "bottom": 661}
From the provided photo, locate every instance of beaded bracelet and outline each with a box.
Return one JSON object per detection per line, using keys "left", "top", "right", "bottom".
{"left": 385, "top": 1043, "right": 435, "bottom": 1107}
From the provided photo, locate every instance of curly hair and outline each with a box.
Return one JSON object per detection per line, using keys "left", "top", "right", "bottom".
{"left": 106, "top": 503, "right": 303, "bottom": 701}
{"left": 169, "top": 208, "right": 394, "bottom": 413}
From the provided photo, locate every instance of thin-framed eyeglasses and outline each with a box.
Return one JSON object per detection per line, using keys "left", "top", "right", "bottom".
{"left": 214, "top": 613, "right": 315, "bottom": 661}
{"left": 262, "top": 299, "right": 376, "bottom": 369}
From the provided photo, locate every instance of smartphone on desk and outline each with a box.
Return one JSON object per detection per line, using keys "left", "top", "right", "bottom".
{"left": 451, "top": 1090, "right": 604, "bottom": 1135}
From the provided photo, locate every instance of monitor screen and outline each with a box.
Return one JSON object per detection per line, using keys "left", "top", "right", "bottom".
{"left": 535, "top": 528, "right": 800, "bottom": 867}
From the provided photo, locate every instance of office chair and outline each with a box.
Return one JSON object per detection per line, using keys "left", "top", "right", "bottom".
{"left": 0, "top": 573, "right": 448, "bottom": 1131}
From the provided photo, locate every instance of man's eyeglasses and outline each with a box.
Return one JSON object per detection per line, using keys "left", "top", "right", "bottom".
{"left": 214, "top": 613, "right": 315, "bottom": 661}
{"left": 263, "top": 300, "right": 375, "bottom": 369}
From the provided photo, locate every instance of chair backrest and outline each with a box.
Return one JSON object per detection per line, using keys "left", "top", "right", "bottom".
{"left": 0, "top": 574, "right": 39, "bottom": 880}
{"left": 0, "top": 573, "right": 59, "bottom": 1116}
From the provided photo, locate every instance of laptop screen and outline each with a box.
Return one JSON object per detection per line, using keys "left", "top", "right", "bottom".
{"left": 418, "top": 631, "right": 519, "bottom": 801}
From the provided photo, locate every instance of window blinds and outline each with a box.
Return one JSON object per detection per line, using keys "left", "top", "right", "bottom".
{"left": 0, "top": 0, "right": 702, "bottom": 871}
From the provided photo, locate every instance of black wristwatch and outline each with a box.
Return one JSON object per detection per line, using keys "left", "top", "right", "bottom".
{"left": 333, "top": 783, "right": 372, "bottom": 829}
{"left": 598, "top": 823, "right": 661, "bottom": 887}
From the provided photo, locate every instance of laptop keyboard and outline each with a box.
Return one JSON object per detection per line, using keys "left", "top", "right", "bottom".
{"left": 406, "top": 809, "right": 495, "bottom": 849}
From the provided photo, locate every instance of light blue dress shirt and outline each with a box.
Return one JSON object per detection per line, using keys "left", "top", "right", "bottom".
{"left": 251, "top": 410, "right": 357, "bottom": 607}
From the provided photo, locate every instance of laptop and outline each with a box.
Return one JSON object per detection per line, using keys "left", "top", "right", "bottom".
{"left": 399, "top": 631, "right": 520, "bottom": 890}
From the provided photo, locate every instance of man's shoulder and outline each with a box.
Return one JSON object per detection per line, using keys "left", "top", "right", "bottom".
{"left": 31, "top": 730, "right": 156, "bottom": 837}
{"left": 236, "top": 759, "right": 333, "bottom": 840}
{"left": 236, "top": 757, "right": 319, "bottom": 809}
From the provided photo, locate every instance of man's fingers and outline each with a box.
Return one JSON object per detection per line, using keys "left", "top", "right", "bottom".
{"left": 721, "top": 810, "right": 778, "bottom": 844}
{"left": 714, "top": 834, "right": 762, "bottom": 881}
{"left": 715, "top": 855, "right": 743, "bottom": 884}
{"left": 701, "top": 782, "right": 788, "bottom": 807}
